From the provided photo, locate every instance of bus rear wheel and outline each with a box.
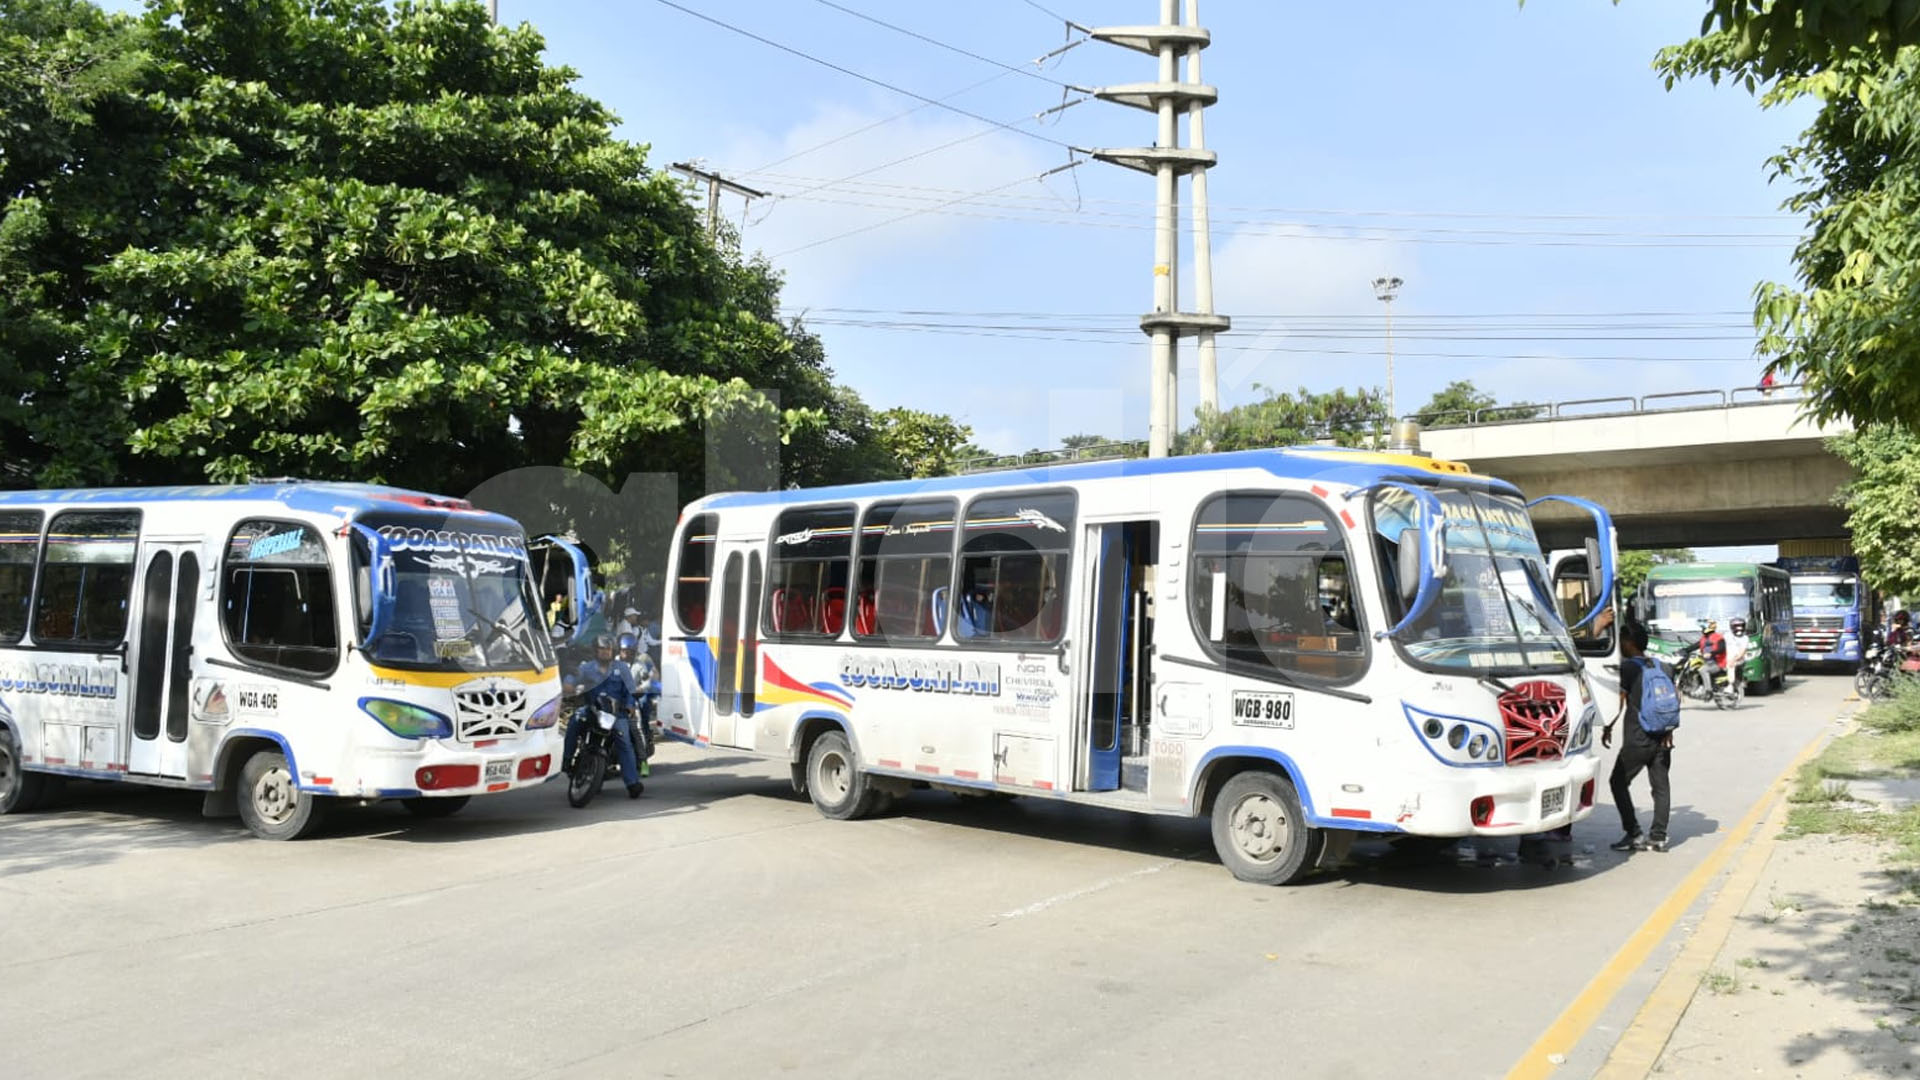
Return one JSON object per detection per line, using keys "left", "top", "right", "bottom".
{"left": 237, "top": 751, "right": 328, "bottom": 840}
{"left": 1210, "top": 771, "right": 1321, "bottom": 885}
{"left": 0, "top": 729, "right": 54, "bottom": 815}
{"left": 806, "top": 730, "right": 879, "bottom": 820}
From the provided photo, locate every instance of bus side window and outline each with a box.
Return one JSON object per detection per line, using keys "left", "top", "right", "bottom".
{"left": 852, "top": 499, "right": 955, "bottom": 644}
{"left": 956, "top": 491, "right": 1075, "bottom": 645}
{"left": 674, "top": 514, "right": 718, "bottom": 635}
{"left": 223, "top": 520, "right": 339, "bottom": 676}
{"left": 766, "top": 505, "right": 855, "bottom": 639}
{"left": 1191, "top": 493, "right": 1365, "bottom": 681}
{"left": 34, "top": 510, "right": 139, "bottom": 648}
{"left": 0, "top": 510, "right": 43, "bottom": 645}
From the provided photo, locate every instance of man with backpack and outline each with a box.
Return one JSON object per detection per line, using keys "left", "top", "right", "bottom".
{"left": 1604, "top": 620, "right": 1679, "bottom": 852}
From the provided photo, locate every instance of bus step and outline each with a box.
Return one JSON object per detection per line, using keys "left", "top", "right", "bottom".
{"left": 1122, "top": 756, "right": 1149, "bottom": 792}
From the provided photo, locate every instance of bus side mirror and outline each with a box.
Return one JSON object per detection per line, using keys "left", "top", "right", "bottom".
{"left": 1396, "top": 529, "right": 1422, "bottom": 606}
{"left": 1584, "top": 537, "right": 1605, "bottom": 597}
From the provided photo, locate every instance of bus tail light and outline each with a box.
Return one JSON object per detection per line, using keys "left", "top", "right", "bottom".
{"left": 416, "top": 764, "right": 480, "bottom": 790}
{"left": 361, "top": 697, "right": 453, "bottom": 739}
{"left": 1579, "top": 779, "right": 1596, "bottom": 809}
{"left": 1470, "top": 796, "right": 1494, "bottom": 827}
{"left": 518, "top": 755, "right": 551, "bottom": 780}
{"left": 528, "top": 696, "right": 561, "bottom": 730}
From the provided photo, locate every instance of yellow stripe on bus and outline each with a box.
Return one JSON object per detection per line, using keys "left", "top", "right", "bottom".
{"left": 367, "top": 665, "right": 555, "bottom": 689}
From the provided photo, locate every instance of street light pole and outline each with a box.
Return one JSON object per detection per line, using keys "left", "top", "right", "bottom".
{"left": 488, "top": 0, "right": 497, "bottom": 23}
{"left": 1372, "top": 275, "right": 1403, "bottom": 421}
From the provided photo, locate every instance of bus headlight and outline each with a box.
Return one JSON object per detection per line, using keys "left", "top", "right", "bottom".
{"left": 528, "top": 695, "right": 561, "bottom": 730}
{"left": 359, "top": 697, "right": 453, "bottom": 739}
{"left": 1467, "top": 733, "right": 1489, "bottom": 759}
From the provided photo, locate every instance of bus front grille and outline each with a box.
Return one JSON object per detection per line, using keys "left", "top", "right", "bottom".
{"left": 453, "top": 684, "right": 529, "bottom": 741}
{"left": 1498, "top": 681, "right": 1568, "bottom": 765}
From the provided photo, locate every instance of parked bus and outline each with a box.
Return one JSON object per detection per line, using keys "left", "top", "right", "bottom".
{"left": 0, "top": 484, "right": 564, "bottom": 838}
{"left": 1638, "top": 562, "right": 1794, "bottom": 693}
{"left": 657, "top": 446, "right": 1617, "bottom": 885}
{"left": 1775, "top": 555, "right": 1877, "bottom": 672}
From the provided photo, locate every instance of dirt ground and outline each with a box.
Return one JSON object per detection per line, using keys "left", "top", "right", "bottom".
{"left": 1653, "top": 827, "right": 1920, "bottom": 1077}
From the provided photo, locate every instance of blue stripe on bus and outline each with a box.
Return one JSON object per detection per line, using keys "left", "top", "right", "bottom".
{"left": 696, "top": 447, "right": 1520, "bottom": 510}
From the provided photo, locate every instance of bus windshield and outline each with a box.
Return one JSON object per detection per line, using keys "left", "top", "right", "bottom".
{"left": 1645, "top": 578, "right": 1751, "bottom": 636}
{"left": 354, "top": 517, "right": 554, "bottom": 674}
{"left": 1791, "top": 579, "right": 1856, "bottom": 609}
{"left": 1374, "top": 487, "right": 1577, "bottom": 674}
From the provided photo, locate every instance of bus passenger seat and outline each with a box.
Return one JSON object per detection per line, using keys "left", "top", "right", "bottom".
{"left": 821, "top": 587, "right": 847, "bottom": 635}
{"left": 929, "top": 587, "right": 949, "bottom": 638}
{"left": 853, "top": 591, "right": 877, "bottom": 637}
{"left": 771, "top": 588, "right": 813, "bottom": 634}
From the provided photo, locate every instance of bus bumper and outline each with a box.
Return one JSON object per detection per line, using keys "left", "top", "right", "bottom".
{"left": 1392, "top": 756, "right": 1604, "bottom": 836}
{"left": 329, "top": 729, "right": 565, "bottom": 797}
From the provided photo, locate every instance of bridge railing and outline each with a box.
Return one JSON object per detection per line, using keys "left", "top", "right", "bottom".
{"left": 1411, "top": 381, "right": 1807, "bottom": 430}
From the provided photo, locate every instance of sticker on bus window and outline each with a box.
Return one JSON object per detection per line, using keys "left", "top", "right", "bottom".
{"left": 434, "top": 640, "right": 474, "bottom": 659}
{"left": 246, "top": 529, "right": 306, "bottom": 560}
{"left": 1231, "top": 689, "right": 1295, "bottom": 729}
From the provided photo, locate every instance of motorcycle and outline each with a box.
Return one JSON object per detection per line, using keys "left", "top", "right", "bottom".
{"left": 565, "top": 692, "right": 635, "bottom": 808}
{"left": 1855, "top": 632, "right": 1905, "bottom": 702}
{"left": 1670, "top": 640, "right": 1743, "bottom": 710}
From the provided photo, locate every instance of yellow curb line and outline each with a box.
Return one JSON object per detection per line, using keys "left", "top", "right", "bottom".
{"left": 1503, "top": 723, "right": 1834, "bottom": 1080}
{"left": 1591, "top": 784, "right": 1796, "bottom": 1078}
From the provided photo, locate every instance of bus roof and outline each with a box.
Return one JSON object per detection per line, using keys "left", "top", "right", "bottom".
{"left": 696, "top": 446, "right": 1520, "bottom": 511}
{"left": 0, "top": 482, "right": 508, "bottom": 522}
{"left": 1644, "top": 561, "right": 1788, "bottom": 580}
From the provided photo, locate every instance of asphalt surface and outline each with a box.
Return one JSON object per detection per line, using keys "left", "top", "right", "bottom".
{"left": 0, "top": 674, "right": 1851, "bottom": 1079}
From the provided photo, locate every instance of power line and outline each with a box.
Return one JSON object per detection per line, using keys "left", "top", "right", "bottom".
{"left": 772, "top": 158, "right": 1085, "bottom": 257}
{"left": 811, "top": 0, "right": 1077, "bottom": 89}
{"left": 648, "top": 0, "right": 1071, "bottom": 151}
{"left": 1018, "top": 0, "right": 1088, "bottom": 33}
{"left": 780, "top": 305, "right": 1758, "bottom": 320}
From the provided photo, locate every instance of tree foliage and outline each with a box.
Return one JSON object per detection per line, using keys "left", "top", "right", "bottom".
{"left": 1411, "top": 379, "right": 1541, "bottom": 426}
{"left": 1830, "top": 426, "right": 1920, "bottom": 595}
{"left": 0, "top": 0, "right": 952, "bottom": 497}
{"left": 1193, "top": 385, "right": 1386, "bottom": 452}
{"left": 1616, "top": 547, "right": 1697, "bottom": 596}
{"left": 1655, "top": 2, "right": 1920, "bottom": 426}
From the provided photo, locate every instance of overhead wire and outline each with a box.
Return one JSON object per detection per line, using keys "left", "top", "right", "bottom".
{"left": 810, "top": 0, "right": 1080, "bottom": 89}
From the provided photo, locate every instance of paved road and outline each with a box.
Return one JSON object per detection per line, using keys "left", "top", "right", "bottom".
{"left": 0, "top": 675, "right": 1851, "bottom": 1080}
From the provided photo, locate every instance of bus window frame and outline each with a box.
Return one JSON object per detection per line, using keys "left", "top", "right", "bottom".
{"left": 950, "top": 487, "right": 1078, "bottom": 653}
{"left": 1187, "top": 488, "right": 1371, "bottom": 688}
{"left": 0, "top": 509, "right": 46, "bottom": 648}
{"left": 672, "top": 513, "right": 719, "bottom": 637}
{"left": 31, "top": 508, "right": 143, "bottom": 652}
{"left": 761, "top": 502, "right": 858, "bottom": 643}
{"left": 849, "top": 496, "right": 959, "bottom": 647}
{"left": 220, "top": 517, "right": 344, "bottom": 680}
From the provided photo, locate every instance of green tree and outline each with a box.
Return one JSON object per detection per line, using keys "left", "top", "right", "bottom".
{"left": 1413, "top": 379, "right": 1542, "bottom": 426}
{"left": 1655, "top": 2, "right": 1920, "bottom": 426}
{"left": 1194, "top": 385, "right": 1386, "bottom": 452}
{"left": 871, "top": 407, "right": 976, "bottom": 479}
{"left": 1616, "top": 547, "right": 1697, "bottom": 596}
{"left": 1830, "top": 426, "right": 1920, "bottom": 595}
{"left": 0, "top": 0, "right": 940, "bottom": 496}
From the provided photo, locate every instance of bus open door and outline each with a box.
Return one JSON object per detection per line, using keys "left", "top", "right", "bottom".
{"left": 529, "top": 534, "right": 602, "bottom": 662}
{"left": 1539, "top": 497, "right": 1620, "bottom": 702}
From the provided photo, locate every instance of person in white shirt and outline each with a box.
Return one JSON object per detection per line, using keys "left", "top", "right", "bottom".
{"left": 1725, "top": 617, "right": 1751, "bottom": 691}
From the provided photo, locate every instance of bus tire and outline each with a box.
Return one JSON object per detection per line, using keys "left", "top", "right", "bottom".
{"left": 237, "top": 750, "right": 328, "bottom": 840}
{"left": 0, "top": 728, "right": 52, "bottom": 814}
{"left": 806, "top": 730, "right": 878, "bottom": 821}
{"left": 1211, "top": 770, "right": 1320, "bottom": 886}
{"left": 403, "top": 796, "right": 470, "bottom": 819}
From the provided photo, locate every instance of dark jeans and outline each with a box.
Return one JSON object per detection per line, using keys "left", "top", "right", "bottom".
{"left": 1610, "top": 738, "right": 1672, "bottom": 841}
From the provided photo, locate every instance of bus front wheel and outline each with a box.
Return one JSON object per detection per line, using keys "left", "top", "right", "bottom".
{"left": 237, "top": 751, "right": 328, "bottom": 840}
{"left": 1211, "top": 770, "right": 1321, "bottom": 885}
{"left": 807, "top": 730, "right": 879, "bottom": 821}
{"left": 0, "top": 728, "right": 55, "bottom": 815}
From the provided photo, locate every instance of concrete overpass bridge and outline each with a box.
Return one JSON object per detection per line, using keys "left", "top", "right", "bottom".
{"left": 1418, "top": 385, "right": 1853, "bottom": 550}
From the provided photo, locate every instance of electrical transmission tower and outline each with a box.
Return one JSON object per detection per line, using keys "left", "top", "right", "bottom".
{"left": 1085, "top": 0, "right": 1229, "bottom": 457}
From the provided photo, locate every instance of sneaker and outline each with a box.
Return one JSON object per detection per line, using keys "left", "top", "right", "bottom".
{"left": 1647, "top": 836, "right": 1668, "bottom": 852}
{"left": 1610, "top": 833, "right": 1647, "bottom": 852}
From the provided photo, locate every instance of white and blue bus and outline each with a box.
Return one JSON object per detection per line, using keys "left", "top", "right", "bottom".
{"left": 0, "top": 484, "right": 564, "bottom": 838}
{"left": 657, "top": 446, "right": 1617, "bottom": 884}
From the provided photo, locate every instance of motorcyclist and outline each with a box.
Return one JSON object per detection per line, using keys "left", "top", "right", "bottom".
{"left": 1889, "top": 610, "right": 1914, "bottom": 654}
{"left": 564, "top": 633, "right": 644, "bottom": 798}
{"left": 617, "top": 631, "right": 658, "bottom": 772}
{"left": 1696, "top": 619, "right": 1729, "bottom": 689}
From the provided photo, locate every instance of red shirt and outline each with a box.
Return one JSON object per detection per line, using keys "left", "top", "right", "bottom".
{"left": 1699, "top": 631, "right": 1727, "bottom": 665}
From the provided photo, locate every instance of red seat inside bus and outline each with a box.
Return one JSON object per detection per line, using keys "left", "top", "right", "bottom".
{"left": 821, "top": 587, "right": 847, "bottom": 636}
{"left": 770, "top": 587, "right": 814, "bottom": 634}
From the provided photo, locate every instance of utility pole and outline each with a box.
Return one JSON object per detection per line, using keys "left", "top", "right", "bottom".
{"left": 1373, "top": 275, "right": 1403, "bottom": 420}
{"left": 1085, "top": 1, "right": 1229, "bottom": 457}
{"left": 488, "top": 0, "right": 497, "bottom": 23}
{"left": 670, "top": 162, "right": 769, "bottom": 242}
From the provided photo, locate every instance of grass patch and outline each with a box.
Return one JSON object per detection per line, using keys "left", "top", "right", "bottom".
{"left": 1737, "top": 956, "right": 1772, "bottom": 969}
{"left": 1703, "top": 970, "right": 1741, "bottom": 995}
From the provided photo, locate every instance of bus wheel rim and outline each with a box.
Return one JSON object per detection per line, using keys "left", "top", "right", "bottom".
{"left": 0, "top": 741, "right": 14, "bottom": 796}
{"left": 1229, "top": 792, "right": 1286, "bottom": 863}
{"left": 252, "top": 765, "right": 297, "bottom": 825}
{"left": 818, "top": 750, "right": 850, "bottom": 802}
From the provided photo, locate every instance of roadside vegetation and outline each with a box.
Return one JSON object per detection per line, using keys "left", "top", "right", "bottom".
{"left": 1784, "top": 683, "right": 1920, "bottom": 894}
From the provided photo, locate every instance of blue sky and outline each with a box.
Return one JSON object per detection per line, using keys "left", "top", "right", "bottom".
{"left": 516, "top": 0, "right": 1810, "bottom": 460}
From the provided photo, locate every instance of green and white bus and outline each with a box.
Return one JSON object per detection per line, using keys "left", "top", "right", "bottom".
{"left": 1638, "top": 562, "right": 1794, "bottom": 693}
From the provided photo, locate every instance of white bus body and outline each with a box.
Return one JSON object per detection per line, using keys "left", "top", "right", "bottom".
{"left": 658, "top": 447, "right": 1619, "bottom": 884}
{"left": 0, "top": 484, "right": 564, "bottom": 838}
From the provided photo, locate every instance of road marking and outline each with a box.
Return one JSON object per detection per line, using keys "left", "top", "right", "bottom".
{"left": 1503, "top": 722, "right": 1833, "bottom": 1080}
{"left": 996, "top": 861, "right": 1176, "bottom": 919}
{"left": 1591, "top": 780, "right": 1796, "bottom": 1078}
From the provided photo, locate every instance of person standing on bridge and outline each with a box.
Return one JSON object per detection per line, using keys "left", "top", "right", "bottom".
{"left": 1604, "top": 621, "right": 1674, "bottom": 853}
